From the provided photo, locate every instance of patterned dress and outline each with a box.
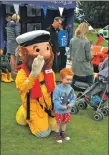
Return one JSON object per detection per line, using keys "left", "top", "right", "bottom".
{"left": 6, "top": 21, "right": 20, "bottom": 55}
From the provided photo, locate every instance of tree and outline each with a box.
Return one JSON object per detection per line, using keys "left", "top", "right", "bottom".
{"left": 78, "top": 1, "right": 109, "bottom": 28}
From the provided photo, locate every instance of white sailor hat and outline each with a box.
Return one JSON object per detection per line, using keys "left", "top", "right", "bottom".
{"left": 16, "top": 30, "right": 50, "bottom": 47}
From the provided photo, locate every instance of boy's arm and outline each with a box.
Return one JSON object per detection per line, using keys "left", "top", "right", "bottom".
{"left": 67, "top": 92, "right": 76, "bottom": 108}
{"left": 53, "top": 88, "right": 67, "bottom": 110}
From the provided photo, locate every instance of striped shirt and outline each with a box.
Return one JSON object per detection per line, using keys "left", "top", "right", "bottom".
{"left": 6, "top": 21, "right": 20, "bottom": 41}
{"left": 6, "top": 21, "right": 20, "bottom": 54}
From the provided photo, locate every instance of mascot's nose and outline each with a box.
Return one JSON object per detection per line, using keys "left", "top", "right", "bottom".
{"left": 33, "top": 52, "right": 40, "bottom": 57}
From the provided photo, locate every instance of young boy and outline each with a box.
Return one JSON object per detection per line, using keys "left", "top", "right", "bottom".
{"left": 53, "top": 68, "right": 76, "bottom": 143}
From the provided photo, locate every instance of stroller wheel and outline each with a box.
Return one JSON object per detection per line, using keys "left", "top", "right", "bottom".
{"left": 93, "top": 112, "right": 104, "bottom": 121}
{"left": 84, "top": 102, "right": 88, "bottom": 108}
{"left": 71, "top": 105, "right": 79, "bottom": 114}
{"left": 107, "top": 108, "right": 109, "bottom": 115}
{"left": 101, "top": 108, "right": 109, "bottom": 116}
{"left": 78, "top": 100, "right": 87, "bottom": 110}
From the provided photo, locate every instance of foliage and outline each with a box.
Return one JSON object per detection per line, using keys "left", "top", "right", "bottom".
{"left": 77, "top": 1, "right": 109, "bottom": 28}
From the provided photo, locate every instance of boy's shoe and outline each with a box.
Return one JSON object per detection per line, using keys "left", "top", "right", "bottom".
{"left": 61, "top": 132, "right": 70, "bottom": 140}
{"left": 56, "top": 135, "right": 63, "bottom": 143}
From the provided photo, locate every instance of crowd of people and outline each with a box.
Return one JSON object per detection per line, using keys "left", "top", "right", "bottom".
{"left": 2, "top": 15, "right": 94, "bottom": 82}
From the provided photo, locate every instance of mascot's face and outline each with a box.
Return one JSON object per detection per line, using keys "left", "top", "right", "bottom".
{"left": 19, "top": 42, "right": 54, "bottom": 71}
{"left": 27, "top": 42, "right": 51, "bottom": 60}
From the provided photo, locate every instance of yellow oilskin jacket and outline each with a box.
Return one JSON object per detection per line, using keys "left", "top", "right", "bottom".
{"left": 15, "top": 69, "right": 56, "bottom": 137}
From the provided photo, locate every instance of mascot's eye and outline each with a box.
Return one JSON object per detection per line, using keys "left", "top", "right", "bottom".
{"left": 36, "top": 48, "right": 40, "bottom": 52}
{"left": 47, "top": 47, "right": 49, "bottom": 50}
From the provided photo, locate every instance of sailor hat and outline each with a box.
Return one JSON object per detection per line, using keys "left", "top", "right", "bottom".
{"left": 16, "top": 30, "right": 50, "bottom": 47}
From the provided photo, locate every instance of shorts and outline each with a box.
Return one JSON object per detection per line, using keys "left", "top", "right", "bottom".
{"left": 55, "top": 113, "right": 70, "bottom": 124}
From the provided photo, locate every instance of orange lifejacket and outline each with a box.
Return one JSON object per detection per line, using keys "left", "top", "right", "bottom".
{"left": 91, "top": 46, "right": 108, "bottom": 66}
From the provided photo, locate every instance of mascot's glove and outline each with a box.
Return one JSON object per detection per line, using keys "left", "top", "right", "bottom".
{"left": 30, "top": 55, "right": 45, "bottom": 78}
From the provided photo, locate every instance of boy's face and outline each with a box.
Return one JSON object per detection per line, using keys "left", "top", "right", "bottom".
{"left": 61, "top": 75, "right": 73, "bottom": 85}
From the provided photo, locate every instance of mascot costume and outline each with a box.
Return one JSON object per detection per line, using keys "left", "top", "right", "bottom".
{"left": 15, "top": 30, "right": 56, "bottom": 137}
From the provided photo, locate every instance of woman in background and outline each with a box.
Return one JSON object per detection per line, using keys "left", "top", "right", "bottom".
{"left": 6, "top": 14, "right": 20, "bottom": 76}
{"left": 70, "top": 23, "right": 94, "bottom": 90}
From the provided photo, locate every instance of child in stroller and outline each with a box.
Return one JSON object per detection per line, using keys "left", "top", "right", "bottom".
{"left": 76, "top": 57, "right": 109, "bottom": 121}
{"left": 0, "top": 49, "right": 14, "bottom": 82}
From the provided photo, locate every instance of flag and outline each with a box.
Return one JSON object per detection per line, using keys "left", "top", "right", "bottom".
{"left": 42, "top": 6, "right": 47, "bottom": 17}
{"left": 13, "top": 3, "right": 19, "bottom": 14}
{"left": 95, "top": 35, "right": 105, "bottom": 45}
{"left": 59, "top": 7, "right": 64, "bottom": 16}
{"left": 88, "top": 25, "right": 93, "bottom": 31}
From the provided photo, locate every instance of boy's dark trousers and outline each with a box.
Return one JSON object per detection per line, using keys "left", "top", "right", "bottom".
{"left": 52, "top": 53, "right": 60, "bottom": 73}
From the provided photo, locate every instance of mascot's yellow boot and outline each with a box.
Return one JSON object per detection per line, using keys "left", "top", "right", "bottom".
{"left": 16, "top": 105, "right": 27, "bottom": 126}
{"left": 1, "top": 73, "right": 10, "bottom": 83}
{"left": 8, "top": 72, "right": 14, "bottom": 82}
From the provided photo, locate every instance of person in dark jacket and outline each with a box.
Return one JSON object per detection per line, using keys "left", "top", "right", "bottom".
{"left": 46, "top": 17, "right": 63, "bottom": 72}
{"left": 58, "top": 24, "right": 69, "bottom": 71}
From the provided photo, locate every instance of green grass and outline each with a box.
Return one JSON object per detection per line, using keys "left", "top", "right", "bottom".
{"left": 1, "top": 82, "right": 108, "bottom": 155}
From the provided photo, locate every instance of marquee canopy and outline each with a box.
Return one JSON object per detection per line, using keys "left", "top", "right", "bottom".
{"left": 0, "top": 1, "right": 76, "bottom": 50}
{"left": 1, "top": 1, "right": 76, "bottom": 9}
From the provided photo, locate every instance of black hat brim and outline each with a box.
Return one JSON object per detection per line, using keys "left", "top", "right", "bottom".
{"left": 20, "top": 34, "right": 50, "bottom": 47}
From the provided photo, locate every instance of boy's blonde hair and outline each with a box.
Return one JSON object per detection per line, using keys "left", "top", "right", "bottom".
{"left": 12, "top": 14, "right": 20, "bottom": 22}
{"left": 60, "top": 68, "right": 74, "bottom": 79}
{"left": 75, "top": 22, "right": 89, "bottom": 38}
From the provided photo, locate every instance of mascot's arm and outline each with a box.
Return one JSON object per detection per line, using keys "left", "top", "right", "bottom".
{"left": 15, "top": 69, "right": 36, "bottom": 93}
{"left": 15, "top": 55, "right": 45, "bottom": 93}
{"left": 30, "top": 55, "right": 45, "bottom": 78}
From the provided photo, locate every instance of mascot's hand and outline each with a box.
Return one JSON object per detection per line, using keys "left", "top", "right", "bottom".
{"left": 30, "top": 55, "right": 45, "bottom": 78}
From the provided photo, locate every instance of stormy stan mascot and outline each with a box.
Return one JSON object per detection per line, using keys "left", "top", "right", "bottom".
{"left": 16, "top": 30, "right": 56, "bottom": 137}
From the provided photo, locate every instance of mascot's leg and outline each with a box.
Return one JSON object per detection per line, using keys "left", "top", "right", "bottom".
{"left": 16, "top": 105, "right": 27, "bottom": 126}
{"left": 16, "top": 105, "right": 51, "bottom": 137}
{"left": 48, "top": 116, "right": 56, "bottom": 131}
{"left": 26, "top": 110, "right": 51, "bottom": 138}
{"left": 33, "top": 127, "right": 51, "bottom": 138}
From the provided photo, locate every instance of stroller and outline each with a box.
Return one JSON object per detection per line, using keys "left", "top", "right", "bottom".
{"left": 75, "top": 60, "right": 109, "bottom": 121}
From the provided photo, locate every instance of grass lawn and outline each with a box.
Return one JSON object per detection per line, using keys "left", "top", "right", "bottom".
{"left": 1, "top": 81, "right": 108, "bottom": 155}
